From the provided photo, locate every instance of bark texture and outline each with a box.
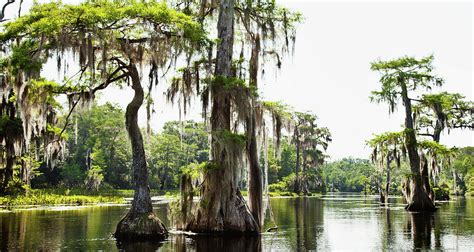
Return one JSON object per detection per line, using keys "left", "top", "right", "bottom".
{"left": 400, "top": 78, "right": 435, "bottom": 212}
{"left": 247, "top": 34, "right": 263, "bottom": 228}
{"left": 186, "top": 0, "right": 259, "bottom": 233}
{"left": 115, "top": 63, "right": 167, "bottom": 240}
{"left": 177, "top": 174, "right": 193, "bottom": 230}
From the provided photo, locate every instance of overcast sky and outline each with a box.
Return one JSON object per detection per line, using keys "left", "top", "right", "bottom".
{"left": 5, "top": 0, "right": 473, "bottom": 160}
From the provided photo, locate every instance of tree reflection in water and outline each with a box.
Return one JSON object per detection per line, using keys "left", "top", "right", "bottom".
{"left": 115, "top": 239, "right": 164, "bottom": 251}
{"left": 408, "top": 212, "right": 438, "bottom": 250}
{"left": 191, "top": 234, "right": 261, "bottom": 252}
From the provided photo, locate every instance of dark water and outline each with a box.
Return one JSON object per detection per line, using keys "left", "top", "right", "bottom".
{"left": 1, "top": 193, "right": 473, "bottom": 251}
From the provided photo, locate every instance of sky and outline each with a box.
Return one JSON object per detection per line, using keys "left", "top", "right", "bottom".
{"left": 4, "top": 0, "right": 473, "bottom": 160}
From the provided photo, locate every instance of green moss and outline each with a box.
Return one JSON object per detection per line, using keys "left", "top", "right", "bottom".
{"left": 206, "top": 76, "right": 258, "bottom": 97}
{"left": 216, "top": 129, "right": 247, "bottom": 147}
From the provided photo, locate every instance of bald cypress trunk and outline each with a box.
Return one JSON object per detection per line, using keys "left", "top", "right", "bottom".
{"left": 400, "top": 78, "right": 435, "bottom": 212}
{"left": 115, "top": 63, "right": 167, "bottom": 240}
{"left": 294, "top": 139, "right": 301, "bottom": 194}
{"left": 247, "top": 35, "right": 263, "bottom": 228}
{"left": 380, "top": 156, "right": 391, "bottom": 204}
{"left": 0, "top": 150, "right": 14, "bottom": 194}
{"left": 186, "top": 0, "right": 259, "bottom": 233}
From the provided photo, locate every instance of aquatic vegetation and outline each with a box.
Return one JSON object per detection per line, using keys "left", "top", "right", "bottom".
{"left": 0, "top": 190, "right": 124, "bottom": 206}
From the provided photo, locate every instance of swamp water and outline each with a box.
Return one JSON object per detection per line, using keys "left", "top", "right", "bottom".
{"left": 1, "top": 193, "right": 473, "bottom": 251}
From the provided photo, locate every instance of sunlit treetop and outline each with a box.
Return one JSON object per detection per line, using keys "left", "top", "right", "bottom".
{"left": 418, "top": 139, "right": 458, "bottom": 176}
{"left": 292, "top": 111, "right": 331, "bottom": 149}
{"left": 262, "top": 100, "right": 292, "bottom": 119}
{"left": 414, "top": 92, "right": 474, "bottom": 133}
{"left": 1, "top": 0, "right": 208, "bottom": 88}
{"left": 367, "top": 131, "right": 405, "bottom": 149}
{"left": 370, "top": 55, "right": 444, "bottom": 114}
{"left": 366, "top": 130, "right": 457, "bottom": 173}
{"left": 1, "top": 0, "right": 205, "bottom": 42}
{"left": 0, "top": 0, "right": 209, "bottom": 164}
{"left": 367, "top": 131, "right": 405, "bottom": 168}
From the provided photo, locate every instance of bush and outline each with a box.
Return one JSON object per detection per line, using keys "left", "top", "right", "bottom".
{"left": 268, "top": 173, "right": 295, "bottom": 192}
{"left": 466, "top": 175, "right": 474, "bottom": 196}
{"left": 433, "top": 183, "right": 450, "bottom": 200}
{"left": 85, "top": 165, "right": 104, "bottom": 191}
{"left": 61, "top": 163, "right": 85, "bottom": 187}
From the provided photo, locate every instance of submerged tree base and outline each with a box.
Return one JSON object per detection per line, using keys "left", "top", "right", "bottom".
{"left": 403, "top": 177, "right": 436, "bottom": 213}
{"left": 186, "top": 188, "right": 260, "bottom": 234}
{"left": 115, "top": 211, "right": 168, "bottom": 241}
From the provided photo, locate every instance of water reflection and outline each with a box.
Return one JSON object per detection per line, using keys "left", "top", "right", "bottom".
{"left": 116, "top": 240, "right": 163, "bottom": 251}
{"left": 0, "top": 195, "right": 473, "bottom": 251}
{"left": 407, "top": 213, "right": 434, "bottom": 250}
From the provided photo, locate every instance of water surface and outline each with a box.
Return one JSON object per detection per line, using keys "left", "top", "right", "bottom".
{"left": 1, "top": 193, "right": 473, "bottom": 251}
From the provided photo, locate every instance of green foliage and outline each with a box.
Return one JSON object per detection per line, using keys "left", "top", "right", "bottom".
{"left": 322, "top": 158, "right": 381, "bottom": 193}
{"left": 8, "top": 40, "right": 44, "bottom": 75}
{"left": 450, "top": 147, "right": 474, "bottom": 195}
{"left": 85, "top": 165, "right": 104, "bottom": 191}
{"left": 61, "top": 163, "right": 85, "bottom": 187}
{"left": 58, "top": 103, "right": 131, "bottom": 189}
{"left": 370, "top": 55, "right": 443, "bottom": 113}
{"left": 46, "top": 124, "right": 67, "bottom": 140}
{"left": 148, "top": 133, "right": 183, "bottom": 189}
{"left": 433, "top": 183, "right": 450, "bottom": 200}
{"left": 148, "top": 120, "right": 209, "bottom": 190}
{"left": 262, "top": 100, "right": 293, "bottom": 119}
{"left": 371, "top": 55, "right": 436, "bottom": 71}
{"left": 414, "top": 92, "right": 473, "bottom": 134}
{"left": 0, "top": 190, "right": 124, "bottom": 206}
{"left": 1, "top": 0, "right": 206, "bottom": 43}
{"left": 207, "top": 76, "right": 258, "bottom": 98}
{"left": 0, "top": 114, "right": 23, "bottom": 138}
{"left": 4, "top": 178, "right": 30, "bottom": 196}
{"left": 278, "top": 139, "right": 297, "bottom": 179}
{"left": 217, "top": 129, "right": 247, "bottom": 147}
{"left": 367, "top": 131, "right": 404, "bottom": 148}
{"left": 268, "top": 173, "right": 296, "bottom": 192}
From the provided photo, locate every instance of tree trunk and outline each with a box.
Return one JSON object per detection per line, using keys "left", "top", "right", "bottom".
{"left": 186, "top": 0, "right": 259, "bottom": 233}
{"left": 420, "top": 154, "right": 434, "bottom": 202}
{"left": 400, "top": 78, "right": 435, "bottom": 212}
{"left": 247, "top": 34, "right": 263, "bottom": 228}
{"left": 177, "top": 174, "right": 193, "bottom": 230}
{"left": 115, "top": 63, "right": 167, "bottom": 240}
{"left": 432, "top": 103, "right": 444, "bottom": 143}
{"left": 0, "top": 151, "right": 14, "bottom": 194}
{"left": 452, "top": 169, "right": 457, "bottom": 196}
{"left": 381, "top": 156, "right": 391, "bottom": 204}
{"left": 294, "top": 139, "right": 301, "bottom": 194}
{"left": 246, "top": 111, "right": 262, "bottom": 227}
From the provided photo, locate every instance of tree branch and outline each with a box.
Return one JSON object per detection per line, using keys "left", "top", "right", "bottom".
{"left": 0, "top": 0, "right": 15, "bottom": 22}
{"left": 417, "top": 133, "right": 434, "bottom": 138}
{"left": 409, "top": 98, "right": 423, "bottom": 103}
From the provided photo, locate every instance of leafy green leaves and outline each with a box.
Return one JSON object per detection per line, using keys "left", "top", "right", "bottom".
{"left": 370, "top": 55, "right": 444, "bottom": 114}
